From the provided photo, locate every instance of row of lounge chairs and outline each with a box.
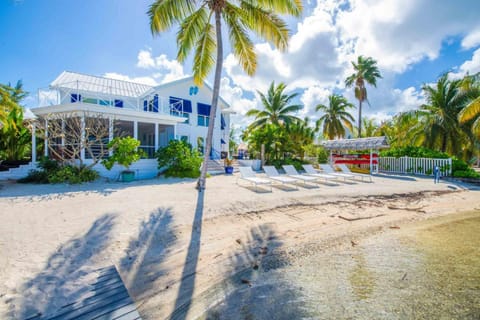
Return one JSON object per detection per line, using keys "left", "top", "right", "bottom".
{"left": 238, "top": 164, "right": 372, "bottom": 191}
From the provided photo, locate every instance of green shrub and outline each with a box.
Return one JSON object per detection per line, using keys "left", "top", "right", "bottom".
{"left": 267, "top": 158, "right": 308, "bottom": 171}
{"left": 156, "top": 140, "right": 202, "bottom": 178}
{"left": 453, "top": 170, "right": 480, "bottom": 179}
{"left": 102, "top": 137, "right": 144, "bottom": 171}
{"left": 18, "top": 169, "right": 49, "bottom": 184}
{"left": 18, "top": 157, "right": 99, "bottom": 184}
{"left": 380, "top": 146, "right": 449, "bottom": 159}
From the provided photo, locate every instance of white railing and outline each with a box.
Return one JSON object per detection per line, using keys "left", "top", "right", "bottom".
{"left": 37, "top": 81, "right": 184, "bottom": 116}
{"left": 378, "top": 157, "right": 452, "bottom": 176}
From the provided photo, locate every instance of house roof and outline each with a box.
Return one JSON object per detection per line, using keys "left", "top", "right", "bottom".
{"left": 321, "top": 136, "right": 390, "bottom": 150}
{"left": 50, "top": 71, "right": 153, "bottom": 98}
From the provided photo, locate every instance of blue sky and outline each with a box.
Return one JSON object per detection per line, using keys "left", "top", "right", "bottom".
{"left": 1, "top": 0, "right": 480, "bottom": 126}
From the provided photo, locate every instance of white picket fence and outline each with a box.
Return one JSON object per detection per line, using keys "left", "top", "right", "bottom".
{"left": 378, "top": 157, "right": 452, "bottom": 176}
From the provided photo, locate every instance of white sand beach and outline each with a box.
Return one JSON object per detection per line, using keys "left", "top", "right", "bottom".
{"left": 1, "top": 174, "right": 479, "bottom": 319}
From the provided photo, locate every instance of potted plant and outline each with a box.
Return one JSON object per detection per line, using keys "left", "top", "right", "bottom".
{"left": 102, "top": 137, "right": 145, "bottom": 182}
{"left": 224, "top": 157, "right": 234, "bottom": 174}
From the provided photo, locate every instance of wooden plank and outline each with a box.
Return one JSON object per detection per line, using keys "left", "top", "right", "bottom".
{"left": 37, "top": 266, "right": 142, "bottom": 320}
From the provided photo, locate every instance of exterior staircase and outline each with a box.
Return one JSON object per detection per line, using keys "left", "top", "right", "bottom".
{"left": 0, "top": 162, "right": 38, "bottom": 180}
{"left": 204, "top": 158, "right": 240, "bottom": 175}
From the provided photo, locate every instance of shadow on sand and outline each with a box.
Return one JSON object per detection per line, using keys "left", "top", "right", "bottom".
{"left": 169, "top": 190, "right": 205, "bottom": 319}
{"left": 11, "top": 214, "right": 116, "bottom": 320}
{"left": 119, "top": 207, "right": 175, "bottom": 301}
{"left": 203, "top": 224, "right": 309, "bottom": 320}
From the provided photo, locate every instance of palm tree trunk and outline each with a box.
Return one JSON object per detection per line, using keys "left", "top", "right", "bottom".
{"left": 197, "top": 10, "right": 223, "bottom": 190}
{"left": 358, "top": 100, "right": 362, "bottom": 138}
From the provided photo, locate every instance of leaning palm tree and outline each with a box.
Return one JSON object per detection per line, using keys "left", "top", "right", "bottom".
{"left": 345, "top": 56, "right": 382, "bottom": 138}
{"left": 458, "top": 72, "right": 480, "bottom": 138}
{"left": 149, "top": 1, "right": 302, "bottom": 190}
{"left": 409, "top": 73, "right": 468, "bottom": 155}
{"left": 315, "top": 94, "right": 355, "bottom": 140}
{"left": 246, "top": 81, "right": 303, "bottom": 129}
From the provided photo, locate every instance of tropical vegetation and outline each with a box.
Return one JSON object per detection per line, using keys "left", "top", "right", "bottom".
{"left": 345, "top": 56, "right": 382, "bottom": 138}
{"left": 148, "top": 0, "right": 303, "bottom": 190}
{"left": 0, "top": 81, "right": 31, "bottom": 162}
{"left": 315, "top": 94, "right": 354, "bottom": 139}
{"left": 156, "top": 140, "right": 203, "bottom": 178}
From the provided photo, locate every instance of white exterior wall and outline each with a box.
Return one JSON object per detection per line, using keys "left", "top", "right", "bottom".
{"left": 150, "top": 79, "right": 228, "bottom": 154}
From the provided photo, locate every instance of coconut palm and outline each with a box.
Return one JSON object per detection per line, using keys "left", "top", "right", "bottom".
{"left": 149, "top": 0, "right": 302, "bottom": 190}
{"left": 410, "top": 73, "right": 468, "bottom": 155}
{"left": 345, "top": 56, "right": 382, "bottom": 138}
{"left": 315, "top": 94, "right": 355, "bottom": 140}
{"left": 458, "top": 73, "right": 480, "bottom": 138}
{"left": 246, "top": 81, "right": 303, "bottom": 129}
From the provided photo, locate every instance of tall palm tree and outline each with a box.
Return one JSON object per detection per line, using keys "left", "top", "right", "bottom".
{"left": 315, "top": 94, "right": 355, "bottom": 140}
{"left": 459, "top": 73, "right": 480, "bottom": 138}
{"left": 149, "top": 1, "right": 302, "bottom": 190}
{"left": 410, "top": 73, "right": 468, "bottom": 155}
{"left": 246, "top": 81, "right": 303, "bottom": 129}
{"left": 345, "top": 56, "right": 382, "bottom": 138}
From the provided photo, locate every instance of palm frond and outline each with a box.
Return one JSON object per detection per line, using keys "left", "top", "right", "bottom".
{"left": 149, "top": 0, "right": 195, "bottom": 34}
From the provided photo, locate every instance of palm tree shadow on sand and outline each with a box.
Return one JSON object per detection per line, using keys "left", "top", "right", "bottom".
{"left": 205, "top": 225, "right": 310, "bottom": 320}
{"left": 169, "top": 190, "right": 205, "bottom": 320}
{"left": 11, "top": 214, "right": 116, "bottom": 320}
{"left": 119, "top": 207, "right": 175, "bottom": 304}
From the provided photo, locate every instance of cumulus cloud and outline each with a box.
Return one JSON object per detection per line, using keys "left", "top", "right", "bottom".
{"left": 458, "top": 48, "right": 480, "bottom": 75}
{"left": 136, "top": 49, "right": 186, "bottom": 83}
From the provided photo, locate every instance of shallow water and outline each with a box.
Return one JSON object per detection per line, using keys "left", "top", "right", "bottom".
{"left": 203, "top": 211, "right": 480, "bottom": 319}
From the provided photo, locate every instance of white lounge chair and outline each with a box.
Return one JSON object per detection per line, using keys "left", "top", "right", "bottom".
{"left": 263, "top": 166, "right": 299, "bottom": 189}
{"left": 302, "top": 164, "right": 339, "bottom": 184}
{"left": 337, "top": 164, "right": 372, "bottom": 182}
{"left": 319, "top": 164, "right": 355, "bottom": 181}
{"left": 238, "top": 166, "right": 272, "bottom": 191}
{"left": 282, "top": 165, "right": 318, "bottom": 185}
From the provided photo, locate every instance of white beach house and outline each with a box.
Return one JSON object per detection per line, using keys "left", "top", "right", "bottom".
{"left": 31, "top": 71, "right": 234, "bottom": 179}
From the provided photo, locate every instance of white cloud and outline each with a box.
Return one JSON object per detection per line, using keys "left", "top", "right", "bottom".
{"left": 458, "top": 48, "right": 480, "bottom": 75}
{"left": 462, "top": 29, "right": 480, "bottom": 49}
{"left": 135, "top": 49, "right": 186, "bottom": 83}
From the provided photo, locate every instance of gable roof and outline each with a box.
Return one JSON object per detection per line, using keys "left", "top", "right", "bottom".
{"left": 50, "top": 71, "right": 153, "bottom": 98}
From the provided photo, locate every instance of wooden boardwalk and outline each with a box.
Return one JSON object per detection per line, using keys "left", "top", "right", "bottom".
{"left": 26, "top": 266, "right": 142, "bottom": 320}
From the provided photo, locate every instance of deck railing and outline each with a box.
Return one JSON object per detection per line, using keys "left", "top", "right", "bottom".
{"left": 37, "top": 81, "right": 183, "bottom": 116}
{"left": 378, "top": 157, "right": 452, "bottom": 176}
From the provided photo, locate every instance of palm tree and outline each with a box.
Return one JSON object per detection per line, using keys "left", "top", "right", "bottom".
{"left": 285, "top": 117, "right": 316, "bottom": 160}
{"left": 246, "top": 81, "right": 303, "bottom": 129}
{"left": 149, "top": 1, "right": 302, "bottom": 190}
{"left": 410, "top": 73, "right": 468, "bottom": 155}
{"left": 459, "top": 73, "right": 480, "bottom": 138}
{"left": 315, "top": 94, "right": 355, "bottom": 140}
{"left": 362, "top": 117, "right": 379, "bottom": 138}
{"left": 345, "top": 56, "right": 382, "bottom": 138}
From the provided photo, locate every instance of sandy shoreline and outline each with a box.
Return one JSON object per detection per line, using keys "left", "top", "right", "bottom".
{"left": 1, "top": 173, "right": 479, "bottom": 319}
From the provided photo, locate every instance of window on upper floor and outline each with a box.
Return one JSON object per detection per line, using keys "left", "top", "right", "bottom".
{"left": 169, "top": 97, "right": 192, "bottom": 123}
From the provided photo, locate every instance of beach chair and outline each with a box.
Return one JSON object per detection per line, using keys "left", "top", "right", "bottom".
{"left": 302, "top": 164, "right": 339, "bottom": 184}
{"left": 282, "top": 165, "right": 318, "bottom": 185}
{"left": 337, "top": 164, "right": 373, "bottom": 182}
{"left": 263, "top": 166, "right": 299, "bottom": 189}
{"left": 318, "top": 164, "right": 355, "bottom": 181}
{"left": 238, "top": 166, "right": 272, "bottom": 192}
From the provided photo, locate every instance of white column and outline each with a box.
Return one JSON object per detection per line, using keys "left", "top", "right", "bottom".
{"left": 154, "top": 123, "right": 159, "bottom": 150}
{"left": 133, "top": 120, "right": 138, "bottom": 139}
{"left": 61, "top": 119, "right": 65, "bottom": 148}
{"left": 31, "top": 122, "right": 37, "bottom": 163}
{"left": 80, "top": 114, "right": 85, "bottom": 160}
{"left": 109, "top": 117, "right": 114, "bottom": 156}
{"left": 173, "top": 124, "right": 177, "bottom": 140}
{"left": 369, "top": 149, "right": 373, "bottom": 174}
{"left": 44, "top": 119, "right": 49, "bottom": 157}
